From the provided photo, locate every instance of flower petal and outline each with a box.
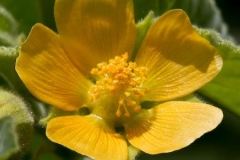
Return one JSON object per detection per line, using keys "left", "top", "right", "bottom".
{"left": 125, "top": 101, "right": 223, "bottom": 154}
{"left": 135, "top": 10, "right": 222, "bottom": 102}
{"left": 46, "top": 115, "right": 127, "bottom": 160}
{"left": 55, "top": 0, "right": 136, "bottom": 74}
{"left": 16, "top": 24, "right": 92, "bottom": 111}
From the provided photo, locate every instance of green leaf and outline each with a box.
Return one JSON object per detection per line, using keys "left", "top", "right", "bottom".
{"left": 0, "top": 5, "right": 19, "bottom": 46}
{"left": 0, "top": 0, "right": 42, "bottom": 35}
{"left": 133, "top": 0, "right": 229, "bottom": 38}
{"left": 171, "top": 0, "right": 229, "bottom": 37}
{"left": 0, "top": 5, "right": 18, "bottom": 33}
{"left": 0, "top": 116, "right": 20, "bottom": 160}
{"left": 197, "top": 28, "right": 240, "bottom": 116}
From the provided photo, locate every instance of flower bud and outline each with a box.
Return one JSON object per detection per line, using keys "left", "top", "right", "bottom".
{"left": 0, "top": 89, "right": 34, "bottom": 159}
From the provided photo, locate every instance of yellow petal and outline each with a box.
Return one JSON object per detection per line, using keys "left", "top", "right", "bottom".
{"left": 135, "top": 10, "right": 222, "bottom": 102}
{"left": 125, "top": 101, "right": 223, "bottom": 154}
{"left": 16, "top": 24, "right": 92, "bottom": 111}
{"left": 55, "top": 0, "right": 136, "bottom": 74}
{"left": 47, "top": 115, "right": 127, "bottom": 160}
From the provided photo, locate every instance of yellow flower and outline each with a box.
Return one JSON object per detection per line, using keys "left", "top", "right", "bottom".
{"left": 16, "top": 0, "right": 223, "bottom": 160}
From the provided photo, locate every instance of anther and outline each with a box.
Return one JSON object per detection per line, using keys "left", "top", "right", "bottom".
{"left": 89, "top": 53, "right": 151, "bottom": 117}
{"left": 116, "top": 109, "right": 121, "bottom": 117}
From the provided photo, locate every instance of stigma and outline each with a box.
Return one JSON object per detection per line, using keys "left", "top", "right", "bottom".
{"left": 88, "top": 53, "right": 150, "bottom": 117}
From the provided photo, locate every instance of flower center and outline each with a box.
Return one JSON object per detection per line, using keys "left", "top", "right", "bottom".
{"left": 88, "top": 53, "right": 150, "bottom": 117}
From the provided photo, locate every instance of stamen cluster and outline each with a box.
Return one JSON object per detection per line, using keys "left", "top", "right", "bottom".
{"left": 89, "top": 53, "right": 150, "bottom": 117}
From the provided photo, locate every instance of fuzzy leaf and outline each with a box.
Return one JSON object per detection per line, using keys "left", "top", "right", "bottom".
{"left": 197, "top": 28, "right": 240, "bottom": 116}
